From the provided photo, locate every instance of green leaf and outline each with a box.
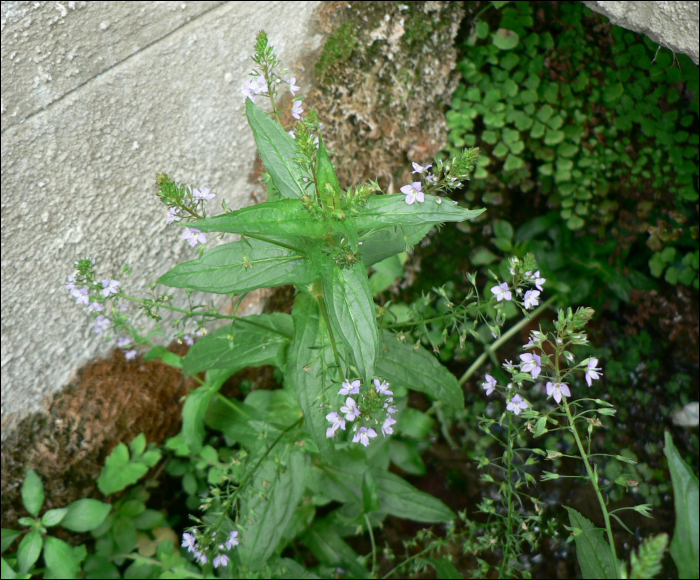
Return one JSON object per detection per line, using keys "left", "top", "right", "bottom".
{"left": 316, "top": 136, "right": 341, "bottom": 201}
{"left": 17, "top": 530, "right": 42, "bottom": 575}
{"left": 61, "top": 499, "right": 111, "bottom": 532}
{"left": 143, "top": 346, "right": 182, "bottom": 368}
{"left": 246, "top": 99, "right": 310, "bottom": 199}
{"left": 565, "top": 506, "right": 618, "bottom": 579}
{"left": 21, "top": 469, "right": 44, "bottom": 517}
{"left": 428, "top": 557, "right": 463, "bottom": 579}
{"left": 286, "top": 293, "right": 334, "bottom": 462}
{"left": 374, "top": 469, "right": 455, "bottom": 522}
{"left": 97, "top": 443, "right": 149, "bottom": 495}
{"left": 182, "top": 313, "right": 292, "bottom": 376}
{"left": 302, "top": 522, "right": 369, "bottom": 579}
{"left": 354, "top": 195, "right": 485, "bottom": 230}
{"left": 362, "top": 471, "right": 381, "bottom": 514}
{"left": 376, "top": 331, "right": 463, "bottom": 408}
{"left": 158, "top": 237, "right": 316, "bottom": 294}
{"left": 396, "top": 408, "right": 434, "bottom": 440}
{"left": 41, "top": 508, "right": 67, "bottom": 528}
{"left": 492, "top": 28, "right": 519, "bottom": 50}
{"left": 360, "top": 225, "right": 434, "bottom": 266}
{"left": 132, "top": 509, "right": 165, "bottom": 530}
{"left": 1, "top": 529, "right": 21, "bottom": 553}
{"left": 43, "top": 536, "right": 79, "bottom": 579}
{"left": 664, "top": 431, "right": 699, "bottom": 579}
{"left": 321, "top": 259, "right": 379, "bottom": 382}
{"left": 194, "top": 199, "right": 331, "bottom": 239}
{"left": 182, "top": 386, "right": 215, "bottom": 455}
{"left": 238, "top": 451, "right": 310, "bottom": 569}
{"left": 629, "top": 534, "right": 668, "bottom": 580}
{"left": 389, "top": 439, "right": 426, "bottom": 475}
{"left": 1, "top": 558, "right": 16, "bottom": 580}
{"left": 503, "top": 153, "right": 525, "bottom": 171}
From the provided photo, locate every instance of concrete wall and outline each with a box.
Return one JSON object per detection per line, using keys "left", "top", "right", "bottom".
{"left": 1, "top": 1, "right": 323, "bottom": 438}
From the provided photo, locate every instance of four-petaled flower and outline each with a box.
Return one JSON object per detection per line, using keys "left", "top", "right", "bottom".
{"left": 400, "top": 182, "right": 424, "bottom": 205}
{"left": 181, "top": 532, "right": 197, "bottom": 553}
{"left": 193, "top": 187, "right": 215, "bottom": 201}
{"left": 182, "top": 228, "right": 206, "bottom": 247}
{"left": 585, "top": 358, "right": 601, "bottom": 387}
{"left": 491, "top": 283, "right": 512, "bottom": 302}
{"left": 533, "top": 271, "right": 546, "bottom": 292}
{"left": 101, "top": 279, "right": 120, "bottom": 297}
{"left": 73, "top": 288, "right": 89, "bottom": 305}
{"left": 519, "top": 353, "right": 542, "bottom": 379}
{"left": 118, "top": 337, "right": 132, "bottom": 348}
{"left": 524, "top": 290, "right": 540, "bottom": 310}
{"left": 292, "top": 100, "right": 304, "bottom": 120}
{"left": 88, "top": 302, "right": 104, "bottom": 313}
{"left": 66, "top": 276, "right": 77, "bottom": 292}
{"left": 213, "top": 554, "right": 229, "bottom": 569}
{"left": 353, "top": 426, "right": 378, "bottom": 447}
{"left": 241, "top": 75, "right": 268, "bottom": 101}
{"left": 339, "top": 379, "right": 360, "bottom": 396}
{"left": 93, "top": 315, "right": 110, "bottom": 335}
{"left": 546, "top": 381, "right": 571, "bottom": 404}
{"left": 225, "top": 530, "right": 239, "bottom": 550}
{"left": 340, "top": 397, "right": 358, "bottom": 421}
{"left": 325, "top": 411, "right": 346, "bottom": 438}
{"left": 167, "top": 207, "right": 182, "bottom": 225}
{"left": 506, "top": 395, "right": 529, "bottom": 415}
{"left": 288, "top": 77, "right": 300, "bottom": 96}
{"left": 373, "top": 379, "right": 393, "bottom": 396}
{"left": 482, "top": 374, "right": 497, "bottom": 396}
{"left": 194, "top": 551, "right": 207, "bottom": 565}
{"left": 381, "top": 416, "right": 396, "bottom": 436}
{"left": 426, "top": 173, "right": 438, "bottom": 184}
{"left": 411, "top": 162, "right": 432, "bottom": 174}
{"left": 124, "top": 349, "right": 138, "bottom": 360}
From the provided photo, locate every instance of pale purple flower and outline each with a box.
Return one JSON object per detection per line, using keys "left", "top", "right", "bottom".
{"left": 182, "top": 228, "right": 206, "bottom": 247}
{"left": 482, "top": 374, "right": 497, "bottom": 396}
{"left": 491, "top": 283, "right": 512, "bottom": 302}
{"left": 93, "top": 315, "right": 110, "bottom": 335}
{"left": 288, "top": 130, "right": 296, "bottom": 139}
{"left": 88, "top": 302, "right": 104, "bottom": 313}
{"left": 213, "top": 554, "right": 229, "bottom": 568}
{"left": 124, "top": 349, "right": 138, "bottom": 360}
{"left": 426, "top": 173, "right": 438, "bottom": 184}
{"left": 225, "top": 531, "right": 239, "bottom": 550}
{"left": 72, "top": 287, "right": 89, "bottom": 305}
{"left": 339, "top": 379, "right": 361, "bottom": 396}
{"left": 353, "top": 426, "right": 377, "bottom": 447}
{"left": 101, "top": 279, "right": 120, "bottom": 297}
{"left": 585, "top": 358, "right": 601, "bottom": 387}
{"left": 519, "top": 353, "right": 542, "bottom": 379}
{"left": 66, "top": 276, "right": 77, "bottom": 292}
{"left": 565, "top": 352, "right": 575, "bottom": 363}
{"left": 373, "top": 379, "right": 393, "bottom": 396}
{"left": 381, "top": 416, "right": 396, "bottom": 436}
{"left": 546, "top": 381, "right": 571, "bottom": 404}
{"left": 400, "top": 182, "right": 424, "bottom": 205}
{"left": 288, "top": 77, "right": 300, "bottom": 96}
{"left": 384, "top": 403, "right": 398, "bottom": 415}
{"left": 193, "top": 186, "right": 215, "bottom": 201}
{"left": 183, "top": 334, "right": 194, "bottom": 346}
{"left": 326, "top": 411, "right": 346, "bottom": 437}
{"left": 506, "top": 395, "right": 529, "bottom": 415}
{"left": 340, "top": 397, "right": 358, "bottom": 421}
{"left": 167, "top": 207, "right": 182, "bottom": 225}
{"left": 435, "top": 197, "right": 443, "bottom": 205}
{"left": 533, "top": 271, "right": 546, "bottom": 292}
{"left": 411, "top": 162, "right": 432, "bottom": 174}
{"left": 194, "top": 550, "right": 207, "bottom": 565}
{"left": 181, "top": 532, "right": 197, "bottom": 553}
{"left": 524, "top": 290, "right": 540, "bottom": 310}
{"left": 292, "top": 100, "right": 304, "bottom": 120}
{"left": 117, "top": 337, "right": 132, "bottom": 349}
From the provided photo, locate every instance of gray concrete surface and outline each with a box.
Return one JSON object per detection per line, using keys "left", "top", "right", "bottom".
{"left": 1, "top": 1, "right": 323, "bottom": 439}
{"left": 584, "top": 1, "right": 699, "bottom": 64}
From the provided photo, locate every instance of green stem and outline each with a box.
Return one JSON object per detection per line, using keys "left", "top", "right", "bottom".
{"left": 381, "top": 545, "right": 434, "bottom": 579}
{"left": 316, "top": 295, "right": 344, "bottom": 376}
{"left": 499, "top": 413, "right": 515, "bottom": 578}
{"left": 459, "top": 295, "right": 557, "bottom": 385}
{"left": 365, "top": 514, "right": 377, "bottom": 578}
{"left": 243, "top": 233, "right": 306, "bottom": 254}
{"left": 215, "top": 392, "right": 254, "bottom": 420}
{"left": 562, "top": 399, "right": 619, "bottom": 576}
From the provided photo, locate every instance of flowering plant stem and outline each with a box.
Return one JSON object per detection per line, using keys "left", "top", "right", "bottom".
{"left": 562, "top": 396, "right": 619, "bottom": 577}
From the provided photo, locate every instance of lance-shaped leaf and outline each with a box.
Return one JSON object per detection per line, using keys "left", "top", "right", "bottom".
{"left": 316, "top": 136, "right": 340, "bottom": 202}
{"left": 355, "top": 194, "right": 485, "bottom": 229}
{"left": 376, "top": 331, "right": 464, "bottom": 409}
{"left": 158, "top": 238, "right": 316, "bottom": 294}
{"left": 320, "top": 257, "right": 379, "bottom": 382}
{"left": 193, "top": 199, "right": 330, "bottom": 238}
{"left": 565, "top": 506, "right": 618, "bottom": 580}
{"left": 373, "top": 468, "right": 455, "bottom": 523}
{"left": 246, "top": 99, "right": 311, "bottom": 199}
{"left": 360, "top": 224, "right": 434, "bottom": 266}
{"left": 182, "top": 313, "right": 293, "bottom": 376}
{"left": 238, "top": 450, "right": 310, "bottom": 569}
{"left": 302, "top": 521, "right": 369, "bottom": 579}
{"left": 287, "top": 293, "right": 334, "bottom": 462}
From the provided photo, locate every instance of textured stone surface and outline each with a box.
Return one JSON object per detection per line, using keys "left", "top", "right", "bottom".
{"left": 583, "top": 1, "right": 699, "bottom": 64}
{"left": 1, "top": 1, "right": 323, "bottom": 439}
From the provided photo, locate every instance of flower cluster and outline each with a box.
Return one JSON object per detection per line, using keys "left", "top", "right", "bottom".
{"left": 326, "top": 379, "right": 398, "bottom": 446}
{"left": 155, "top": 174, "right": 216, "bottom": 248}
{"left": 490, "top": 256, "right": 546, "bottom": 312}
{"left": 181, "top": 530, "right": 239, "bottom": 569}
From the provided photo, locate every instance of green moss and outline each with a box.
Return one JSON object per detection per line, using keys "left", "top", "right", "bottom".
{"left": 315, "top": 22, "right": 358, "bottom": 82}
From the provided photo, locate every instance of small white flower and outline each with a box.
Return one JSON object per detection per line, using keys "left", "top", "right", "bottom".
{"left": 292, "top": 100, "right": 304, "bottom": 120}
{"left": 400, "top": 182, "right": 424, "bottom": 205}
{"left": 519, "top": 353, "right": 542, "bottom": 379}
{"left": 585, "top": 358, "right": 602, "bottom": 387}
{"left": 524, "top": 290, "right": 540, "bottom": 310}
{"left": 482, "top": 374, "right": 497, "bottom": 396}
{"left": 373, "top": 379, "right": 393, "bottom": 396}
{"left": 546, "top": 381, "right": 571, "bottom": 404}
{"left": 340, "top": 397, "right": 358, "bottom": 421}
{"left": 411, "top": 162, "right": 432, "bottom": 174}
{"left": 339, "top": 379, "right": 361, "bottom": 396}
{"left": 288, "top": 77, "right": 300, "bottom": 96}
{"left": 491, "top": 283, "right": 512, "bottom": 302}
{"left": 353, "top": 426, "right": 377, "bottom": 447}
{"left": 381, "top": 416, "right": 396, "bottom": 436}
{"left": 533, "top": 271, "right": 546, "bottom": 292}
{"left": 225, "top": 530, "right": 239, "bottom": 550}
